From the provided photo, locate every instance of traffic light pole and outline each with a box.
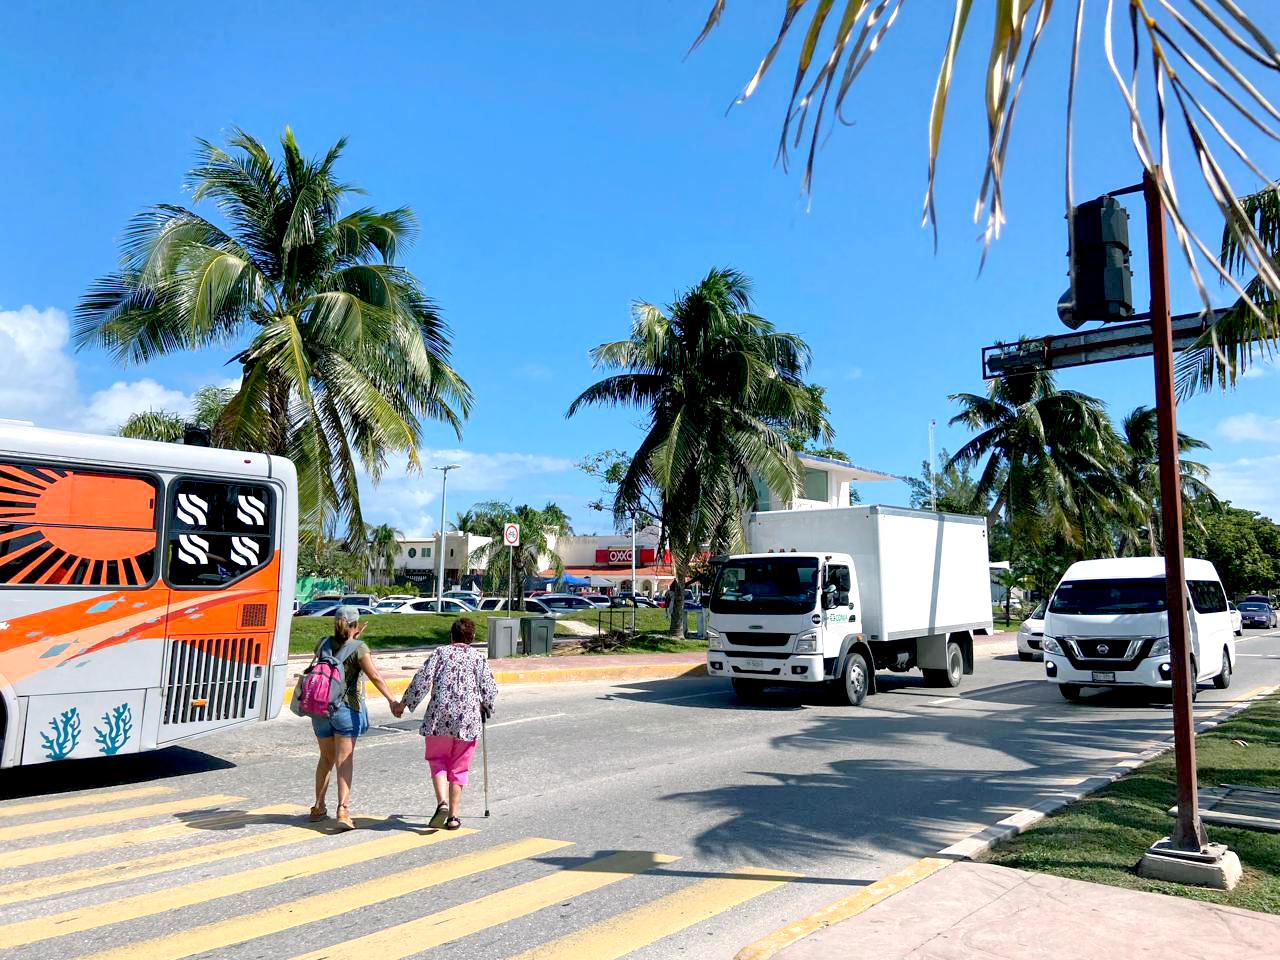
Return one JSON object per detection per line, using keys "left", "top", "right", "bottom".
{"left": 1143, "top": 168, "right": 1207, "bottom": 852}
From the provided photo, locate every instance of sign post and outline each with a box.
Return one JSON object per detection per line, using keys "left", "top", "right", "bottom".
{"left": 503, "top": 522, "right": 520, "bottom": 611}
{"left": 630, "top": 515, "right": 637, "bottom": 636}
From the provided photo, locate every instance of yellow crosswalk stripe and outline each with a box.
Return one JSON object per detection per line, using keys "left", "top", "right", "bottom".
{"left": 0, "top": 824, "right": 471, "bottom": 949}
{"left": 0, "top": 793, "right": 244, "bottom": 845}
{"left": 5, "top": 802, "right": 304, "bottom": 869}
{"left": 0, "top": 814, "right": 365, "bottom": 907}
{"left": 291, "top": 850, "right": 682, "bottom": 960}
{"left": 76, "top": 836, "right": 571, "bottom": 960}
{"left": 509, "top": 866, "right": 798, "bottom": 960}
{"left": 0, "top": 786, "right": 173, "bottom": 819}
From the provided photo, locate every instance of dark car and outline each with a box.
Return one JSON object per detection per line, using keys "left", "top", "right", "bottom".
{"left": 1237, "top": 601, "right": 1277, "bottom": 629}
{"left": 618, "top": 592, "right": 658, "bottom": 607}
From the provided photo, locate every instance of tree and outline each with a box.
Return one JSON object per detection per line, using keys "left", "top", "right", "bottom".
{"left": 693, "top": 4, "right": 1280, "bottom": 368}
{"left": 1186, "top": 505, "right": 1280, "bottom": 598}
{"left": 450, "top": 510, "right": 477, "bottom": 533}
{"left": 578, "top": 450, "right": 664, "bottom": 533}
{"left": 366, "top": 522, "right": 403, "bottom": 585}
{"left": 468, "top": 501, "right": 572, "bottom": 608}
{"left": 568, "top": 267, "right": 830, "bottom": 634}
{"left": 76, "top": 127, "right": 472, "bottom": 548}
{"left": 116, "top": 384, "right": 237, "bottom": 444}
{"left": 906, "top": 448, "right": 985, "bottom": 516}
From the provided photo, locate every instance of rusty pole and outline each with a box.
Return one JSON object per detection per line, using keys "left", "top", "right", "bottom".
{"left": 1144, "top": 168, "right": 1207, "bottom": 852}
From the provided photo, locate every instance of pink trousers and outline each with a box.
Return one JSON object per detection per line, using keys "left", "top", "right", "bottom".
{"left": 423, "top": 735, "right": 478, "bottom": 785}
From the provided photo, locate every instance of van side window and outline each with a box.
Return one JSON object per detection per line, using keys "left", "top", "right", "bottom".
{"left": 1188, "top": 579, "right": 1227, "bottom": 614}
{"left": 0, "top": 461, "right": 158, "bottom": 588}
{"left": 165, "top": 479, "right": 274, "bottom": 588}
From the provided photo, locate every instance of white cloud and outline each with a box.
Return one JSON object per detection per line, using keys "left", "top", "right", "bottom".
{"left": 1241, "top": 355, "right": 1279, "bottom": 380}
{"left": 82, "top": 379, "right": 192, "bottom": 433}
{"left": 0, "top": 305, "right": 77, "bottom": 423}
{"left": 1218, "top": 413, "right": 1280, "bottom": 444}
{"left": 1205, "top": 453, "right": 1280, "bottom": 523}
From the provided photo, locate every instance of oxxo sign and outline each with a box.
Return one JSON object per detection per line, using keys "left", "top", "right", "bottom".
{"left": 595, "top": 547, "right": 664, "bottom": 565}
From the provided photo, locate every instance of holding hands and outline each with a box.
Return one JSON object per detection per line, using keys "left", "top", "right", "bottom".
{"left": 390, "top": 700, "right": 405, "bottom": 718}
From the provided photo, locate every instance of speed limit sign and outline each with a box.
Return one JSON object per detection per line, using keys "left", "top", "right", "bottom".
{"left": 503, "top": 522, "right": 520, "bottom": 547}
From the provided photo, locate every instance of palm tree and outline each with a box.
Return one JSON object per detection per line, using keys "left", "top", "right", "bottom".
{"left": 116, "top": 384, "right": 237, "bottom": 444}
{"left": 366, "top": 522, "right": 404, "bottom": 585}
{"left": 468, "top": 501, "right": 572, "bottom": 607}
{"left": 1115, "top": 406, "right": 1219, "bottom": 555}
{"left": 693, "top": 4, "right": 1280, "bottom": 369}
{"left": 76, "top": 127, "right": 472, "bottom": 546}
{"left": 568, "top": 267, "right": 830, "bottom": 633}
{"left": 450, "top": 510, "right": 477, "bottom": 533}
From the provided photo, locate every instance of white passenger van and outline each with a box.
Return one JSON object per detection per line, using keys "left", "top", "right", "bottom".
{"left": 1042, "top": 557, "right": 1234, "bottom": 702}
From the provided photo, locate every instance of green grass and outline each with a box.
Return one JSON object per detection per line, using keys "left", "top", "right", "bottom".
{"left": 982, "top": 693, "right": 1280, "bottom": 913}
{"left": 555, "top": 607, "right": 675, "bottom": 634}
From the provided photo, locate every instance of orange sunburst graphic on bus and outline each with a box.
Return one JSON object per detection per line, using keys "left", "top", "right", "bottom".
{"left": 0, "top": 462, "right": 158, "bottom": 587}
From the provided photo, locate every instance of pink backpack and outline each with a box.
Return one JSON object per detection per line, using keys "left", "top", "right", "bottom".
{"left": 298, "top": 638, "right": 361, "bottom": 717}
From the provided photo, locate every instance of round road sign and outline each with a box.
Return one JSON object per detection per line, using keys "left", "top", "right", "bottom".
{"left": 503, "top": 522, "right": 520, "bottom": 547}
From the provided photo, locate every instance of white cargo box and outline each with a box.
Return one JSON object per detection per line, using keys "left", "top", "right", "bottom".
{"left": 746, "top": 505, "right": 992, "bottom": 641}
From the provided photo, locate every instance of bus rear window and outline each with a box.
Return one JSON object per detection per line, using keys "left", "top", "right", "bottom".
{"left": 1049, "top": 578, "right": 1168, "bottom": 615}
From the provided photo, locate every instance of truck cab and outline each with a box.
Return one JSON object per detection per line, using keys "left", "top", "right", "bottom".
{"left": 706, "top": 552, "right": 875, "bottom": 705}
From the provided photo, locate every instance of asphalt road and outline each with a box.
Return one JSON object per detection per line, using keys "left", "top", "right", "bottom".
{"left": 4, "top": 628, "right": 1280, "bottom": 960}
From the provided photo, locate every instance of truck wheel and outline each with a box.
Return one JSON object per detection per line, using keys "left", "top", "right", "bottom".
{"left": 1213, "top": 648, "right": 1232, "bottom": 689}
{"left": 836, "top": 652, "right": 869, "bottom": 707}
{"left": 731, "top": 678, "right": 767, "bottom": 703}
{"left": 923, "top": 642, "right": 963, "bottom": 688}
{"left": 1059, "top": 683, "right": 1084, "bottom": 702}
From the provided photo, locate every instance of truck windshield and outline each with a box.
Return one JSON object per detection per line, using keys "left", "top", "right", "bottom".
{"left": 710, "top": 557, "right": 820, "bottom": 615}
{"left": 1049, "top": 578, "right": 1168, "bottom": 615}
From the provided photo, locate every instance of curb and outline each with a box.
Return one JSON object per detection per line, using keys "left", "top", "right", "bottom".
{"left": 735, "top": 682, "right": 1280, "bottom": 960}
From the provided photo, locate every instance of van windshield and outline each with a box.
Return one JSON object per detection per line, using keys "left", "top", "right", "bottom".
{"left": 1049, "top": 578, "right": 1167, "bottom": 615}
{"left": 710, "top": 557, "right": 820, "bottom": 615}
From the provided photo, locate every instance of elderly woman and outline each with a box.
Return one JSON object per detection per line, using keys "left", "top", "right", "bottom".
{"left": 397, "top": 617, "right": 498, "bottom": 830}
{"left": 311, "top": 605, "right": 399, "bottom": 830}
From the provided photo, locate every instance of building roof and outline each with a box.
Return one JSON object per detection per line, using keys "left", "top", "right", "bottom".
{"left": 796, "top": 451, "right": 901, "bottom": 483}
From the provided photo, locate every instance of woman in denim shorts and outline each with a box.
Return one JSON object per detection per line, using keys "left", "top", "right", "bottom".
{"left": 311, "top": 605, "right": 399, "bottom": 830}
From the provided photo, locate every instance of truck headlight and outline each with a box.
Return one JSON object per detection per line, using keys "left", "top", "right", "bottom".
{"left": 1149, "top": 638, "right": 1169, "bottom": 657}
{"left": 707, "top": 629, "right": 724, "bottom": 651}
{"left": 1042, "top": 637, "right": 1064, "bottom": 655}
{"left": 794, "top": 630, "right": 819, "bottom": 654}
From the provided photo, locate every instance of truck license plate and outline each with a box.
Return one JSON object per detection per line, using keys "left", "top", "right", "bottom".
{"left": 745, "top": 659, "right": 765, "bottom": 671}
{"left": 1091, "top": 671, "right": 1116, "bottom": 683}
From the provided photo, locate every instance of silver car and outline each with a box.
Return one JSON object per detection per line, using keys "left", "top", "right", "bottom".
{"left": 1017, "top": 603, "right": 1046, "bottom": 661}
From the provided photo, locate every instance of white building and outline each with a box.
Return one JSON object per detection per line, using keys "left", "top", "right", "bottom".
{"left": 384, "top": 532, "right": 492, "bottom": 591}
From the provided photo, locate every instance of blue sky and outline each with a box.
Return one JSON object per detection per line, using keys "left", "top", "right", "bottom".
{"left": 2, "top": 2, "right": 1278, "bottom": 534}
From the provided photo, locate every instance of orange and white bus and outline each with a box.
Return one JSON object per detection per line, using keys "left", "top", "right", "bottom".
{"left": 0, "top": 423, "right": 297, "bottom": 766}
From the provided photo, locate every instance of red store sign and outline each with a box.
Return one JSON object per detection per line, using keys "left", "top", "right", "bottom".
{"left": 595, "top": 547, "right": 668, "bottom": 565}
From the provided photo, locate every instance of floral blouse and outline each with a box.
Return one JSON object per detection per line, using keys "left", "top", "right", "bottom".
{"left": 402, "top": 643, "right": 498, "bottom": 742}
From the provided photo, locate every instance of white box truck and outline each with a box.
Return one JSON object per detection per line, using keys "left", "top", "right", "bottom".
{"left": 706, "top": 505, "right": 993, "bottom": 705}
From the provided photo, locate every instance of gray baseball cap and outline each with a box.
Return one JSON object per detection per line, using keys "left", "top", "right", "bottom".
{"left": 334, "top": 605, "right": 361, "bottom": 623}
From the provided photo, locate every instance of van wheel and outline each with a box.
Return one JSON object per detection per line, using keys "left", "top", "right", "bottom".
{"left": 837, "top": 653, "right": 869, "bottom": 707}
{"left": 1059, "top": 683, "right": 1084, "bottom": 702}
{"left": 1213, "top": 649, "right": 1232, "bottom": 690}
{"left": 731, "top": 679, "right": 767, "bottom": 703}
{"left": 923, "top": 642, "right": 963, "bottom": 688}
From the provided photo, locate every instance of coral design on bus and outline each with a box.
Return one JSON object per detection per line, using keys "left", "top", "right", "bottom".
{"left": 0, "top": 463, "right": 158, "bottom": 587}
{"left": 94, "top": 703, "right": 133, "bottom": 755}
{"left": 40, "top": 707, "right": 81, "bottom": 760}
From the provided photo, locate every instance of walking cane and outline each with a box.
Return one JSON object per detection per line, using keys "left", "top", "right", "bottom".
{"left": 482, "top": 719, "right": 491, "bottom": 817}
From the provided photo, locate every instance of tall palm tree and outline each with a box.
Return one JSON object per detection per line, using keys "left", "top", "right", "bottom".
{"left": 116, "top": 384, "right": 237, "bottom": 444}
{"left": 76, "top": 127, "right": 472, "bottom": 545}
{"left": 1115, "top": 406, "right": 1219, "bottom": 555}
{"left": 568, "top": 267, "right": 830, "bottom": 633}
{"left": 450, "top": 510, "right": 477, "bottom": 533}
{"left": 366, "top": 522, "right": 404, "bottom": 585}
{"left": 468, "top": 501, "right": 572, "bottom": 607}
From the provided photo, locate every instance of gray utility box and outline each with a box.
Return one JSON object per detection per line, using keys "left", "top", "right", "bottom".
{"left": 520, "top": 617, "right": 555, "bottom": 656}
{"left": 487, "top": 618, "right": 521, "bottom": 658}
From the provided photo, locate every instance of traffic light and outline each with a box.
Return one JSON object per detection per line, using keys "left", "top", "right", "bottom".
{"left": 1057, "top": 195, "right": 1134, "bottom": 329}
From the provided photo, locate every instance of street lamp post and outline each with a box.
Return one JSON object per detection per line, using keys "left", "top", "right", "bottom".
{"left": 928, "top": 419, "right": 938, "bottom": 512}
{"left": 434, "top": 464, "right": 461, "bottom": 608}
{"left": 630, "top": 513, "right": 637, "bottom": 635}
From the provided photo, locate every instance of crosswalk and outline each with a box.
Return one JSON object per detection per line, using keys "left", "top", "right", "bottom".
{"left": 0, "top": 785, "right": 795, "bottom": 959}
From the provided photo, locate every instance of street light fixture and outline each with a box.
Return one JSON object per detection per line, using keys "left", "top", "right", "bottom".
{"left": 434, "top": 464, "right": 461, "bottom": 608}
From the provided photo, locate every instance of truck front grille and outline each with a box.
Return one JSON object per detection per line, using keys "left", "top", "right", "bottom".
{"left": 725, "top": 632, "right": 791, "bottom": 647}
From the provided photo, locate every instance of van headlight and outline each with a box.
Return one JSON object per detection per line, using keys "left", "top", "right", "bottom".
{"left": 794, "top": 630, "right": 819, "bottom": 654}
{"left": 1042, "top": 637, "right": 1064, "bottom": 655}
{"left": 1149, "top": 638, "right": 1169, "bottom": 657}
{"left": 707, "top": 628, "right": 724, "bottom": 651}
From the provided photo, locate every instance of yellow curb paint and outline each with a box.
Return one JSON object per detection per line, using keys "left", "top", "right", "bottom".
{"left": 0, "top": 825, "right": 471, "bottom": 949}
{"left": 0, "top": 814, "right": 369, "bottom": 907}
{"left": 4, "top": 802, "right": 305, "bottom": 869}
{"left": 77, "top": 837, "right": 571, "bottom": 960}
{"left": 734, "top": 857, "right": 951, "bottom": 960}
{"left": 291, "top": 850, "right": 680, "bottom": 960}
{"left": 0, "top": 785, "right": 173, "bottom": 819}
{"left": 511, "top": 866, "right": 796, "bottom": 960}
{"left": 0, "top": 793, "right": 245, "bottom": 846}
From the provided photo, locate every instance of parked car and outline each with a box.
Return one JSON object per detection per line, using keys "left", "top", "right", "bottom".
{"left": 443, "top": 591, "right": 480, "bottom": 608}
{"left": 477, "top": 596, "right": 507, "bottom": 611}
{"left": 1016, "top": 602, "right": 1046, "bottom": 661}
{"left": 582, "top": 594, "right": 613, "bottom": 608}
{"left": 618, "top": 592, "right": 658, "bottom": 607}
{"left": 296, "top": 598, "right": 343, "bottom": 616}
{"left": 1227, "top": 601, "right": 1243, "bottom": 636}
{"left": 339, "top": 594, "right": 377, "bottom": 607}
{"left": 373, "top": 598, "right": 408, "bottom": 613}
{"left": 539, "top": 594, "right": 597, "bottom": 614}
{"left": 521, "top": 597, "right": 553, "bottom": 615}
{"left": 384, "top": 597, "right": 474, "bottom": 615}
{"left": 657, "top": 590, "right": 702, "bottom": 610}
{"left": 1238, "top": 600, "right": 1277, "bottom": 629}
{"left": 301, "top": 603, "right": 379, "bottom": 618}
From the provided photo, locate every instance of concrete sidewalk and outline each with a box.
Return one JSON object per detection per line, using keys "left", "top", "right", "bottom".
{"left": 768, "top": 860, "right": 1280, "bottom": 959}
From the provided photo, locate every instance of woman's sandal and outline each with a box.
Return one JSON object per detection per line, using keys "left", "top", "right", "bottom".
{"left": 444, "top": 816, "right": 462, "bottom": 830}
{"left": 428, "top": 802, "right": 450, "bottom": 829}
{"left": 335, "top": 804, "right": 355, "bottom": 831}
{"left": 308, "top": 805, "right": 328, "bottom": 823}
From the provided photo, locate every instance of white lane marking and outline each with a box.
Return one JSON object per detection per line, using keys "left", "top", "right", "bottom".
{"left": 485, "top": 713, "right": 567, "bottom": 729}
{"left": 644, "top": 689, "right": 732, "bottom": 705}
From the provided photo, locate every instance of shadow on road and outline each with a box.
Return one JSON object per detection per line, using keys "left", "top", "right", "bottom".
{"left": 0, "top": 746, "right": 233, "bottom": 801}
